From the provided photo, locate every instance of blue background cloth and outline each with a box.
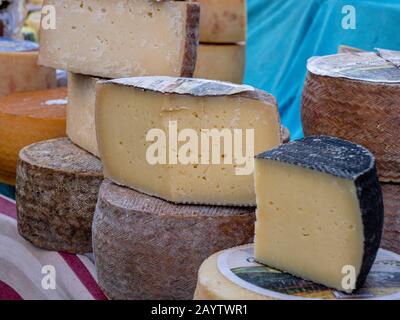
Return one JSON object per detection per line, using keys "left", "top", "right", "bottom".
{"left": 1, "top": 0, "right": 400, "bottom": 197}
{"left": 245, "top": 0, "right": 400, "bottom": 140}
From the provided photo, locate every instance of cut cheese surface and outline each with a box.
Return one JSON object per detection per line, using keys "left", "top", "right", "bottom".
{"left": 39, "top": 0, "right": 200, "bottom": 78}
{"left": 195, "top": 43, "right": 245, "bottom": 83}
{"left": 96, "top": 76, "right": 281, "bottom": 206}
{"left": 254, "top": 136, "right": 384, "bottom": 293}
{"left": 195, "top": 0, "right": 246, "bottom": 43}
{"left": 16, "top": 138, "right": 103, "bottom": 254}
{"left": 93, "top": 179, "right": 255, "bottom": 300}
{"left": 67, "top": 73, "right": 101, "bottom": 157}
{"left": 0, "top": 38, "right": 56, "bottom": 98}
{"left": 0, "top": 88, "right": 67, "bottom": 185}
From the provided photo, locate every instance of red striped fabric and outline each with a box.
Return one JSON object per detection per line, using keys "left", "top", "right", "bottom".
{"left": 0, "top": 280, "right": 23, "bottom": 300}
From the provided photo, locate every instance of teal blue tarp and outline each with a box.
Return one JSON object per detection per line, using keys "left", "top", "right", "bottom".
{"left": 245, "top": 0, "right": 400, "bottom": 140}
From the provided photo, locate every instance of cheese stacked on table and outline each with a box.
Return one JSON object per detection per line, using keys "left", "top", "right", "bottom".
{"left": 302, "top": 50, "right": 400, "bottom": 254}
{"left": 16, "top": 0, "right": 282, "bottom": 299}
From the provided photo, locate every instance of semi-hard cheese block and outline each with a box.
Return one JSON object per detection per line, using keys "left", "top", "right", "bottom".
{"left": 254, "top": 136, "right": 384, "bottom": 293}
{"left": 194, "top": 244, "right": 400, "bottom": 300}
{"left": 39, "top": 0, "right": 200, "bottom": 78}
{"left": 67, "top": 73, "right": 101, "bottom": 157}
{"left": 93, "top": 180, "right": 255, "bottom": 300}
{"left": 194, "top": 43, "right": 245, "bottom": 83}
{"left": 0, "top": 88, "right": 67, "bottom": 185}
{"left": 0, "top": 37, "right": 56, "bottom": 98}
{"left": 96, "top": 77, "right": 281, "bottom": 206}
{"left": 16, "top": 138, "right": 103, "bottom": 254}
{"left": 381, "top": 183, "right": 400, "bottom": 254}
{"left": 194, "top": 0, "right": 246, "bottom": 43}
{"left": 302, "top": 51, "right": 400, "bottom": 182}
{"left": 70, "top": 73, "right": 285, "bottom": 157}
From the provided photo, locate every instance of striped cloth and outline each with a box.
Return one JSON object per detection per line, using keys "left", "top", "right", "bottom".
{"left": 0, "top": 194, "right": 107, "bottom": 300}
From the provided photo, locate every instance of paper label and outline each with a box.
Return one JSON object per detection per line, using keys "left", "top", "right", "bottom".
{"left": 307, "top": 52, "right": 400, "bottom": 83}
{"left": 107, "top": 76, "right": 255, "bottom": 96}
{"left": 218, "top": 244, "right": 400, "bottom": 300}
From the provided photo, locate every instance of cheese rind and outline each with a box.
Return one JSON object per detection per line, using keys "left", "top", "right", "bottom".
{"left": 96, "top": 76, "right": 281, "bottom": 206}
{"left": 93, "top": 180, "right": 255, "bottom": 300}
{"left": 194, "top": 0, "right": 246, "bottom": 43}
{"left": 302, "top": 52, "right": 400, "bottom": 182}
{"left": 194, "top": 43, "right": 245, "bottom": 83}
{"left": 254, "top": 136, "right": 383, "bottom": 293}
{"left": 16, "top": 138, "right": 103, "bottom": 254}
{"left": 0, "top": 38, "right": 56, "bottom": 98}
{"left": 39, "top": 0, "right": 200, "bottom": 78}
{"left": 0, "top": 88, "right": 67, "bottom": 185}
{"left": 67, "top": 73, "right": 101, "bottom": 157}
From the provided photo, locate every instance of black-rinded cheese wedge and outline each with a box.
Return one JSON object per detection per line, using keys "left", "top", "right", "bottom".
{"left": 254, "top": 136, "right": 384, "bottom": 293}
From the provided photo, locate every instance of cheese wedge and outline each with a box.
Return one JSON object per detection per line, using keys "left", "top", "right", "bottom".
{"left": 254, "top": 136, "right": 384, "bottom": 293}
{"left": 195, "top": 43, "right": 245, "bottom": 83}
{"left": 0, "top": 88, "right": 67, "bottom": 185}
{"left": 0, "top": 37, "right": 56, "bottom": 98}
{"left": 96, "top": 76, "right": 281, "bottom": 206}
{"left": 195, "top": 0, "right": 247, "bottom": 43}
{"left": 39, "top": 0, "right": 200, "bottom": 78}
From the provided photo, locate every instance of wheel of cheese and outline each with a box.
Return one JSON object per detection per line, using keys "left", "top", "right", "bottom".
{"left": 16, "top": 138, "right": 103, "bottom": 254}
{"left": 93, "top": 180, "right": 255, "bottom": 300}
{"left": 301, "top": 51, "right": 400, "bottom": 183}
{"left": 381, "top": 183, "right": 400, "bottom": 254}
{"left": 0, "top": 88, "right": 67, "bottom": 185}
{"left": 0, "top": 38, "right": 57, "bottom": 98}
{"left": 194, "top": 244, "right": 400, "bottom": 300}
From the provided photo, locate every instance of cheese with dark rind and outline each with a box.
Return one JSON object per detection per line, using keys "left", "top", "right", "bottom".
{"left": 381, "top": 183, "right": 400, "bottom": 254}
{"left": 39, "top": 0, "right": 200, "bottom": 78}
{"left": 254, "top": 136, "right": 384, "bottom": 293}
{"left": 0, "top": 38, "right": 56, "bottom": 98}
{"left": 16, "top": 138, "right": 103, "bottom": 254}
{"left": 96, "top": 76, "right": 281, "bottom": 206}
{"left": 0, "top": 88, "right": 67, "bottom": 185}
{"left": 194, "top": 0, "right": 246, "bottom": 43}
{"left": 194, "top": 43, "right": 245, "bottom": 83}
{"left": 93, "top": 179, "right": 255, "bottom": 300}
{"left": 302, "top": 52, "right": 400, "bottom": 182}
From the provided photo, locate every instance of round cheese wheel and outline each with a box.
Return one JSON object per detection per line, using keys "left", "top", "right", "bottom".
{"left": 0, "top": 88, "right": 67, "bottom": 185}
{"left": 381, "top": 183, "right": 400, "bottom": 254}
{"left": 93, "top": 180, "right": 255, "bottom": 300}
{"left": 302, "top": 51, "right": 400, "bottom": 183}
{"left": 194, "top": 244, "right": 400, "bottom": 300}
{"left": 16, "top": 138, "right": 103, "bottom": 254}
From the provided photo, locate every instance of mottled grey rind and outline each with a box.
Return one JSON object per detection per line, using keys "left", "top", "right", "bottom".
{"left": 16, "top": 138, "right": 103, "bottom": 254}
{"left": 256, "top": 136, "right": 384, "bottom": 292}
{"left": 93, "top": 180, "right": 255, "bottom": 300}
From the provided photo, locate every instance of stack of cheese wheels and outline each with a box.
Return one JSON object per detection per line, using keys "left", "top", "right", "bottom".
{"left": 0, "top": 88, "right": 67, "bottom": 185}
{"left": 34, "top": 0, "right": 283, "bottom": 299}
{"left": 301, "top": 50, "right": 400, "bottom": 254}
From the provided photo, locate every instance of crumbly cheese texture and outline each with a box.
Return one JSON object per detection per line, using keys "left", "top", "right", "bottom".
{"left": 39, "top": 0, "right": 200, "bottom": 78}
{"left": 96, "top": 77, "right": 281, "bottom": 206}
{"left": 0, "top": 51, "right": 56, "bottom": 98}
{"left": 67, "top": 73, "right": 100, "bottom": 157}
{"left": 195, "top": 0, "right": 246, "bottom": 43}
{"left": 254, "top": 136, "right": 383, "bottom": 293}
{"left": 195, "top": 43, "right": 245, "bottom": 83}
{"left": 0, "top": 88, "right": 67, "bottom": 185}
